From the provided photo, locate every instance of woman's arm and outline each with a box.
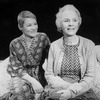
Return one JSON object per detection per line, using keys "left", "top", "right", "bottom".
{"left": 45, "top": 44, "right": 71, "bottom": 88}
{"left": 95, "top": 45, "right": 100, "bottom": 62}
{"left": 22, "top": 73, "right": 43, "bottom": 93}
{"left": 67, "top": 41, "right": 95, "bottom": 98}
{"left": 7, "top": 42, "right": 25, "bottom": 77}
{"left": 44, "top": 45, "right": 56, "bottom": 84}
{"left": 44, "top": 34, "right": 51, "bottom": 59}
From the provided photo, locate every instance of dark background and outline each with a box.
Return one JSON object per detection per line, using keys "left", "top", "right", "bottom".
{"left": 0, "top": 0, "right": 100, "bottom": 59}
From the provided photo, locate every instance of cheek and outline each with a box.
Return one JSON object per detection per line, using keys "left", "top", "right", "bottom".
{"left": 78, "top": 22, "right": 80, "bottom": 27}
{"left": 24, "top": 28, "right": 30, "bottom": 32}
{"left": 36, "top": 25, "right": 38, "bottom": 29}
{"left": 74, "top": 22, "right": 79, "bottom": 27}
{"left": 62, "top": 23, "right": 68, "bottom": 28}
{"left": 76, "top": 23, "right": 80, "bottom": 28}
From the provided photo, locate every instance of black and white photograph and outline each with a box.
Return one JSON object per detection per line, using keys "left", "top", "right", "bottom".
{"left": 0, "top": 0, "right": 100, "bottom": 100}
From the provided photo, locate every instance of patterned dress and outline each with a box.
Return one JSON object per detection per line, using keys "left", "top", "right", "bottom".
{"left": 1, "top": 33, "right": 50, "bottom": 100}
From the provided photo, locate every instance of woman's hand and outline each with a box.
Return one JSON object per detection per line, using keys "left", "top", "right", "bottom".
{"left": 22, "top": 73, "right": 43, "bottom": 93}
{"left": 31, "top": 79, "right": 44, "bottom": 93}
{"left": 56, "top": 89, "right": 72, "bottom": 100}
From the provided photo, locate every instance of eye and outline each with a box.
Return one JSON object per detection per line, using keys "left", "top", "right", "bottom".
{"left": 27, "top": 24, "right": 32, "bottom": 27}
{"left": 34, "top": 22, "right": 37, "bottom": 25}
{"left": 73, "top": 18, "right": 77, "bottom": 22}
{"left": 63, "top": 18, "right": 69, "bottom": 22}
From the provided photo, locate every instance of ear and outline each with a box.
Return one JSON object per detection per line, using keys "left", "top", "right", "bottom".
{"left": 18, "top": 24, "right": 22, "bottom": 30}
{"left": 78, "top": 22, "right": 81, "bottom": 28}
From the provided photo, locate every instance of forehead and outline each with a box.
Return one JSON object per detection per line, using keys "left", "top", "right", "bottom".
{"left": 62, "top": 10, "right": 78, "bottom": 19}
{"left": 24, "top": 18, "right": 37, "bottom": 24}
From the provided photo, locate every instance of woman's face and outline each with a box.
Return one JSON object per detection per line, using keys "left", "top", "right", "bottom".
{"left": 61, "top": 10, "right": 80, "bottom": 37}
{"left": 22, "top": 18, "right": 38, "bottom": 37}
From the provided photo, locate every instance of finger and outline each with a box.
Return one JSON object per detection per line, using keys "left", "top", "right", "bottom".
{"left": 60, "top": 96, "right": 67, "bottom": 100}
{"left": 59, "top": 97, "right": 65, "bottom": 100}
{"left": 56, "top": 90, "right": 63, "bottom": 94}
{"left": 60, "top": 94, "right": 65, "bottom": 97}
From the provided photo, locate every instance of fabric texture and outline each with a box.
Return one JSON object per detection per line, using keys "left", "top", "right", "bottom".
{"left": 4, "top": 33, "right": 50, "bottom": 100}
{"left": 0, "top": 77, "right": 35, "bottom": 100}
{"left": 39, "top": 86, "right": 98, "bottom": 100}
{"left": 7, "top": 33, "right": 50, "bottom": 78}
{"left": 45, "top": 35, "right": 96, "bottom": 98}
{"left": 60, "top": 40, "right": 81, "bottom": 83}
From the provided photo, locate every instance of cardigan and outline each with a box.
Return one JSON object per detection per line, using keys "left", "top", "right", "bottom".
{"left": 45, "top": 35, "right": 96, "bottom": 98}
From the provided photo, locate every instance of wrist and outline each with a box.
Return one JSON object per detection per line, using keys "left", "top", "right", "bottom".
{"left": 34, "top": 88, "right": 44, "bottom": 94}
{"left": 22, "top": 74, "right": 35, "bottom": 81}
{"left": 67, "top": 89, "right": 76, "bottom": 98}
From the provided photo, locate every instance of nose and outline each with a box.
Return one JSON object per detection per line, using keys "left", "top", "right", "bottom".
{"left": 69, "top": 21, "right": 73, "bottom": 27}
{"left": 68, "top": 24, "right": 72, "bottom": 27}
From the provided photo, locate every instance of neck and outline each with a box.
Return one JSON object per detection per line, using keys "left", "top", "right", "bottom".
{"left": 63, "top": 35, "right": 79, "bottom": 45}
{"left": 23, "top": 34, "right": 33, "bottom": 43}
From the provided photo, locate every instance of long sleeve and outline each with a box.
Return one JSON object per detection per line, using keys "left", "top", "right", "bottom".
{"left": 45, "top": 45, "right": 71, "bottom": 88}
{"left": 41, "top": 34, "right": 51, "bottom": 61}
{"left": 45, "top": 45, "right": 56, "bottom": 84}
{"left": 7, "top": 42, "right": 25, "bottom": 77}
{"left": 95, "top": 45, "right": 100, "bottom": 62}
{"left": 67, "top": 41, "right": 95, "bottom": 98}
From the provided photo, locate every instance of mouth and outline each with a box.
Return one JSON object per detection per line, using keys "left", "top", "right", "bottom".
{"left": 67, "top": 28, "right": 75, "bottom": 31}
{"left": 30, "top": 29, "right": 37, "bottom": 32}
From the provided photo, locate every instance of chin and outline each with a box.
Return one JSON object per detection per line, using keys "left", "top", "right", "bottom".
{"left": 66, "top": 32, "right": 76, "bottom": 36}
{"left": 66, "top": 34, "right": 75, "bottom": 37}
{"left": 29, "top": 33, "right": 37, "bottom": 37}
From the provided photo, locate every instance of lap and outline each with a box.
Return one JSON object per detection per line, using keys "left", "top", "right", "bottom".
{"left": 39, "top": 86, "right": 99, "bottom": 100}
{"left": 69, "top": 89, "right": 99, "bottom": 100}
{"left": 0, "top": 77, "right": 35, "bottom": 100}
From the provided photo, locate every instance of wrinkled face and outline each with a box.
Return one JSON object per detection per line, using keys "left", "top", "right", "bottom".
{"left": 22, "top": 18, "right": 38, "bottom": 37}
{"left": 61, "top": 10, "right": 79, "bottom": 37}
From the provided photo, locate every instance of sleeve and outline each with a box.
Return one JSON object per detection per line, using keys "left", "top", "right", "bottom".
{"left": 95, "top": 45, "right": 100, "bottom": 62}
{"left": 44, "top": 34, "right": 51, "bottom": 59}
{"left": 7, "top": 41, "right": 25, "bottom": 77}
{"left": 44, "top": 44, "right": 71, "bottom": 88}
{"left": 44, "top": 44, "right": 56, "bottom": 84}
{"left": 67, "top": 41, "right": 95, "bottom": 98}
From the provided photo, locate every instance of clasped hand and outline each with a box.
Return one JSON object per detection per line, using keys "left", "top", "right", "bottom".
{"left": 31, "top": 79, "right": 43, "bottom": 93}
{"left": 56, "top": 89, "right": 72, "bottom": 100}
{"left": 22, "top": 73, "right": 44, "bottom": 93}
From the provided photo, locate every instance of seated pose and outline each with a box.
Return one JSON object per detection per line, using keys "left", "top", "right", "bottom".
{"left": 41, "top": 4, "right": 98, "bottom": 100}
{"left": 0, "top": 10, "right": 50, "bottom": 100}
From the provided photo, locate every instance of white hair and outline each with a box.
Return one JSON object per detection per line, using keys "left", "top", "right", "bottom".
{"left": 55, "top": 4, "right": 82, "bottom": 32}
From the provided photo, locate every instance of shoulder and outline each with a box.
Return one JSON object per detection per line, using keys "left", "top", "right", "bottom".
{"left": 95, "top": 45, "right": 100, "bottom": 59}
{"left": 51, "top": 37, "right": 62, "bottom": 45}
{"left": 10, "top": 36, "right": 21, "bottom": 46}
{"left": 37, "top": 32, "right": 50, "bottom": 43}
{"left": 95, "top": 45, "right": 100, "bottom": 51}
{"left": 37, "top": 32, "right": 48, "bottom": 37}
{"left": 79, "top": 36, "right": 95, "bottom": 47}
{"left": 50, "top": 37, "right": 63, "bottom": 49}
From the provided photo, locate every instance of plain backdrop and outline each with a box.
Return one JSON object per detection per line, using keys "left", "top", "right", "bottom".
{"left": 0, "top": 0, "right": 100, "bottom": 59}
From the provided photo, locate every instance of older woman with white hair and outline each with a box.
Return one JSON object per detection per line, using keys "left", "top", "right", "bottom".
{"left": 40, "top": 4, "right": 98, "bottom": 100}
